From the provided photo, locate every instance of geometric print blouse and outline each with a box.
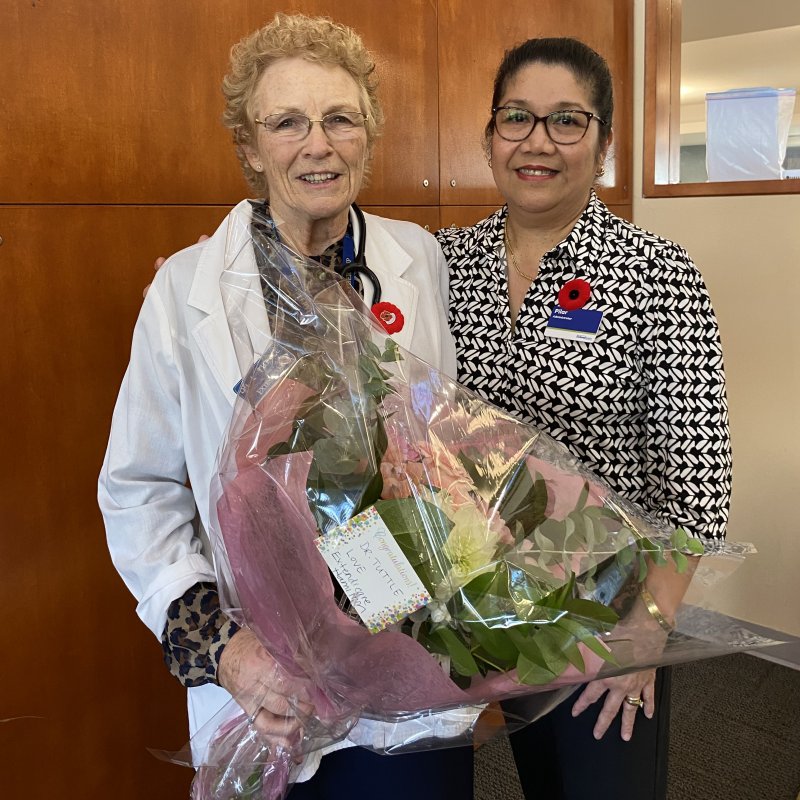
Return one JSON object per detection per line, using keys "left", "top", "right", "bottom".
{"left": 436, "top": 191, "right": 731, "bottom": 540}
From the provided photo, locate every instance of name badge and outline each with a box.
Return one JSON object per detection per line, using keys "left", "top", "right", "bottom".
{"left": 315, "top": 506, "right": 431, "bottom": 633}
{"left": 545, "top": 306, "right": 603, "bottom": 342}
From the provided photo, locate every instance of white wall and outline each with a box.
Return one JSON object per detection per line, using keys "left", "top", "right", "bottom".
{"left": 632, "top": 0, "right": 800, "bottom": 637}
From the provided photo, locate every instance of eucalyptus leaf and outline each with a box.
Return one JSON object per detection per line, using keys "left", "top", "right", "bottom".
{"left": 673, "top": 550, "right": 689, "bottom": 574}
{"left": 671, "top": 527, "right": 689, "bottom": 551}
{"left": 381, "top": 339, "right": 402, "bottom": 362}
{"left": 362, "top": 338, "right": 382, "bottom": 361}
{"left": 311, "top": 438, "right": 360, "bottom": 474}
{"left": 638, "top": 551, "right": 649, "bottom": 581}
{"left": 686, "top": 538, "right": 705, "bottom": 555}
{"left": 575, "top": 481, "right": 589, "bottom": 512}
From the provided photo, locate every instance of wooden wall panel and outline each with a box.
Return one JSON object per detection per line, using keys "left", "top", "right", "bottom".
{"left": 362, "top": 205, "right": 440, "bottom": 231}
{"left": 0, "top": 3, "right": 634, "bottom": 796}
{"left": 437, "top": 0, "right": 633, "bottom": 207}
{"left": 0, "top": 0, "right": 438, "bottom": 206}
{"left": 0, "top": 205, "right": 232, "bottom": 797}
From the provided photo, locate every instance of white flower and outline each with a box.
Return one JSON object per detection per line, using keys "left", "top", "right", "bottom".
{"left": 435, "top": 501, "right": 500, "bottom": 599}
{"left": 428, "top": 600, "right": 452, "bottom": 624}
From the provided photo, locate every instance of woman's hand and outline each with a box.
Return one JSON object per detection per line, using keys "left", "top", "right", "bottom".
{"left": 218, "top": 628, "right": 314, "bottom": 754}
{"left": 570, "top": 668, "right": 657, "bottom": 741}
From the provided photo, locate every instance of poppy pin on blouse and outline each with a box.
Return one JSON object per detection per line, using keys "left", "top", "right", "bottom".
{"left": 557, "top": 278, "right": 591, "bottom": 311}
{"left": 372, "top": 301, "right": 405, "bottom": 334}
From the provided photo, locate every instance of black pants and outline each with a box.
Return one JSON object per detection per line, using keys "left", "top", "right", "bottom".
{"left": 286, "top": 743, "right": 474, "bottom": 799}
{"left": 507, "top": 667, "right": 672, "bottom": 800}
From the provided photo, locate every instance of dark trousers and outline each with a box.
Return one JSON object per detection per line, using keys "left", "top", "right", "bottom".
{"left": 507, "top": 667, "right": 672, "bottom": 800}
{"left": 287, "top": 743, "right": 474, "bottom": 799}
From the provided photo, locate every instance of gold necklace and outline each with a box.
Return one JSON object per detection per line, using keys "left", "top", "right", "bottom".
{"left": 504, "top": 221, "right": 536, "bottom": 281}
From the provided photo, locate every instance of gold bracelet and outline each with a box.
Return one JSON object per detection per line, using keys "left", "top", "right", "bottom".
{"left": 640, "top": 586, "right": 674, "bottom": 633}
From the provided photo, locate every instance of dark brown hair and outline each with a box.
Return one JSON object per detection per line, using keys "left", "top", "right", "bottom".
{"left": 484, "top": 37, "right": 613, "bottom": 151}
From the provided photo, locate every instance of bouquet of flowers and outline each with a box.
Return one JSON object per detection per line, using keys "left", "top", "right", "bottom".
{"left": 181, "top": 207, "right": 766, "bottom": 799}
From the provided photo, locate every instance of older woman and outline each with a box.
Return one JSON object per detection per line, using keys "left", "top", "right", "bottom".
{"left": 98, "top": 13, "right": 472, "bottom": 799}
{"left": 436, "top": 37, "right": 731, "bottom": 800}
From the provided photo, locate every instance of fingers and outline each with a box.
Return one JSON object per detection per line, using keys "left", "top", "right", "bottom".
{"left": 154, "top": 256, "right": 166, "bottom": 270}
{"left": 571, "top": 680, "right": 607, "bottom": 718}
{"left": 572, "top": 671, "right": 657, "bottom": 741}
{"left": 248, "top": 707, "right": 303, "bottom": 754}
{"left": 219, "top": 628, "right": 315, "bottom": 754}
{"left": 641, "top": 672, "right": 657, "bottom": 719}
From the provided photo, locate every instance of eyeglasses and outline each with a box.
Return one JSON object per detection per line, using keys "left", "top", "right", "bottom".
{"left": 492, "top": 106, "right": 606, "bottom": 145}
{"left": 254, "top": 111, "right": 369, "bottom": 142}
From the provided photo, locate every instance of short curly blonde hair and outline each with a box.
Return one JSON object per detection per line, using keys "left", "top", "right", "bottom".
{"left": 222, "top": 13, "right": 384, "bottom": 196}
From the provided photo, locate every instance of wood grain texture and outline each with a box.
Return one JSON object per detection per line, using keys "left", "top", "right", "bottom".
{"left": 0, "top": 2, "right": 635, "bottom": 795}
{"left": 0, "top": 0, "right": 438, "bottom": 205}
{"left": 437, "top": 0, "right": 633, "bottom": 207}
{"left": 0, "top": 204, "right": 231, "bottom": 797}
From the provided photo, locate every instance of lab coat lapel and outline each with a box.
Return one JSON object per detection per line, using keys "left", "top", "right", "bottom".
{"left": 187, "top": 203, "right": 271, "bottom": 404}
{"left": 363, "top": 216, "right": 418, "bottom": 353}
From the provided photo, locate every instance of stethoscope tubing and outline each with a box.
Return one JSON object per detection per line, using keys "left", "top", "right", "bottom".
{"left": 344, "top": 203, "right": 381, "bottom": 306}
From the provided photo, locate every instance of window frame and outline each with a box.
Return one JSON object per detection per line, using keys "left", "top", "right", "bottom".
{"left": 643, "top": 0, "right": 800, "bottom": 197}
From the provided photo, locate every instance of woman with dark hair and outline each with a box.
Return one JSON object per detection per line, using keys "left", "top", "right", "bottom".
{"left": 436, "top": 37, "right": 731, "bottom": 799}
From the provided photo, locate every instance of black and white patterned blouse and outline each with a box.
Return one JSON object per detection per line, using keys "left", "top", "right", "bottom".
{"left": 436, "top": 191, "right": 731, "bottom": 539}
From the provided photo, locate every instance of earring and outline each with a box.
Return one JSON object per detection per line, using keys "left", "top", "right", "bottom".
{"left": 596, "top": 165, "right": 606, "bottom": 177}
{"left": 255, "top": 163, "right": 263, "bottom": 172}
{"left": 488, "top": 159, "right": 492, "bottom": 168}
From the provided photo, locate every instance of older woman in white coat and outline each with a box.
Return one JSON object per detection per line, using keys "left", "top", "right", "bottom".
{"left": 98, "top": 14, "right": 472, "bottom": 799}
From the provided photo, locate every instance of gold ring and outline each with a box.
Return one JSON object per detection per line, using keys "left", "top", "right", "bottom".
{"left": 624, "top": 695, "right": 644, "bottom": 708}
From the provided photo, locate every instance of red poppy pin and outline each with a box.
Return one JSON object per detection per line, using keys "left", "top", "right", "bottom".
{"left": 557, "top": 278, "right": 591, "bottom": 311}
{"left": 372, "top": 301, "right": 405, "bottom": 334}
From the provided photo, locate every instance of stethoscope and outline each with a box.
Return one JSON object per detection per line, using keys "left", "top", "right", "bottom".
{"left": 340, "top": 203, "right": 382, "bottom": 306}
{"left": 253, "top": 200, "right": 382, "bottom": 305}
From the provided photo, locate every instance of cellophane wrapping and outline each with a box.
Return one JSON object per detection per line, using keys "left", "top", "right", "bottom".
{"left": 169, "top": 206, "right": 772, "bottom": 799}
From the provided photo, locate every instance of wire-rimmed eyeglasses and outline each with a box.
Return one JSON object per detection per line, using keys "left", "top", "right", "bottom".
{"left": 492, "top": 106, "right": 606, "bottom": 145}
{"left": 254, "top": 111, "right": 369, "bottom": 142}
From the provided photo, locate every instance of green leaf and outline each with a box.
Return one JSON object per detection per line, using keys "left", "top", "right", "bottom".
{"left": 429, "top": 627, "right": 480, "bottom": 676}
{"left": 358, "top": 353, "right": 383, "bottom": 380}
{"left": 468, "top": 622, "right": 519, "bottom": 664}
{"left": 638, "top": 551, "right": 649, "bottom": 581}
{"left": 311, "top": 438, "right": 360, "bottom": 474}
{"left": 575, "top": 481, "right": 589, "bottom": 512}
{"left": 579, "top": 635, "right": 618, "bottom": 666}
{"left": 381, "top": 339, "right": 402, "bottom": 362}
{"left": 362, "top": 338, "right": 382, "bottom": 361}
{"left": 550, "top": 621, "right": 587, "bottom": 673}
{"left": 686, "top": 538, "right": 705, "bottom": 555}
{"left": 491, "top": 464, "right": 548, "bottom": 542}
{"left": 671, "top": 527, "right": 689, "bottom": 551}
{"left": 516, "top": 653, "right": 558, "bottom": 685}
{"left": 673, "top": 550, "right": 689, "bottom": 573}
{"left": 617, "top": 544, "right": 634, "bottom": 567}
{"left": 557, "top": 597, "right": 619, "bottom": 629}
{"left": 357, "top": 468, "right": 384, "bottom": 512}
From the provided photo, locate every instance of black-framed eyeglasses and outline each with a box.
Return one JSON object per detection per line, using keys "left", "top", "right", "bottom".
{"left": 492, "top": 106, "right": 606, "bottom": 145}
{"left": 254, "top": 111, "right": 369, "bottom": 142}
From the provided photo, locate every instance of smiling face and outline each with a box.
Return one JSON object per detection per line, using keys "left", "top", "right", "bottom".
{"left": 490, "top": 62, "right": 611, "bottom": 226}
{"left": 243, "top": 57, "right": 368, "bottom": 234}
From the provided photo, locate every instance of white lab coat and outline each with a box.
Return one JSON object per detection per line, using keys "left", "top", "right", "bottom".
{"left": 98, "top": 200, "right": 462, "bottom": 776}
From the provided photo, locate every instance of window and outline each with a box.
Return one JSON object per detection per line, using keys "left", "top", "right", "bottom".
{"left": 644, "top": 0, "right": 800, "bottom": 197}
